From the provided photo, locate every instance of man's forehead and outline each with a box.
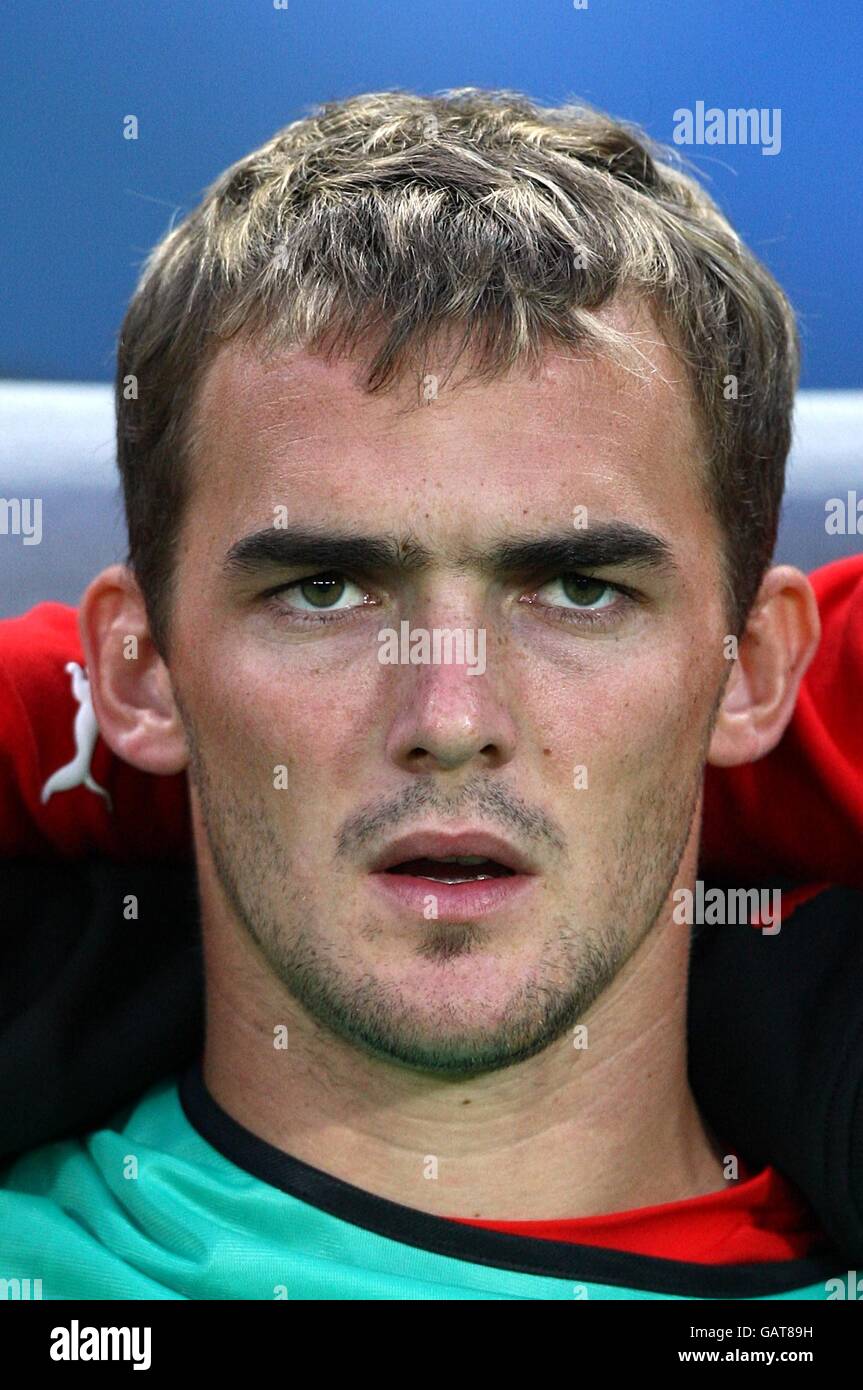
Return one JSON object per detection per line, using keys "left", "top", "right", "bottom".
{"left": 177, "top": 309, "right": 722, "bottom": 600}
{"left": 184, "top": 334, "right": 711, "bottom": 574}
{"left": 191, "top": 301, "right": 703, "bottom": 466}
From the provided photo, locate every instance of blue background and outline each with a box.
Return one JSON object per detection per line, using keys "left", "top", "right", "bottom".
{"left": 3, "top": 0, "right": 860, "bottom": 387}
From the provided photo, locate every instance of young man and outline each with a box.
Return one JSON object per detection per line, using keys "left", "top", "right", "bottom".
{"left": 1, "top": 87, "right": 860, "bottom": 1299}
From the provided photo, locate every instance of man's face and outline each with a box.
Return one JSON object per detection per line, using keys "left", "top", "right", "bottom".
{"left": 168, "top": 300, "right": 730, "bottom": 1075}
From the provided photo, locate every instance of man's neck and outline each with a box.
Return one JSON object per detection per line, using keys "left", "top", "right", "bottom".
{"left": 201, "top": 909, "right": 727, "bottom": 1221}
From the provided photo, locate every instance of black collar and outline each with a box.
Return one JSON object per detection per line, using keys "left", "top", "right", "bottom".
{"left": 178, "top": 1060, "right": 841, "bottom": 1299}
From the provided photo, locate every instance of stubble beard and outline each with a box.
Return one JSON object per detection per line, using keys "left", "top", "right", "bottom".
{"left": 184, "top": 717, "right": 704, "bottom": 1078}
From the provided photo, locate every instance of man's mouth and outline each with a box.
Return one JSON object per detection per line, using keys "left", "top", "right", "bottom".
{"left": 384, "top": 856, "right": 517, "bottom": 885}
{"left": 367, "top": 829, "right": 538, "bottom": 920}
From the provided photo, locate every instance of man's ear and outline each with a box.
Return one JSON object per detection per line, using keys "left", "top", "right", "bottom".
{"left": 708, "top": 564, "right": 821, "bottom": 768}
{"left": 78, "top": 564, "right": 189, "bottom": 775}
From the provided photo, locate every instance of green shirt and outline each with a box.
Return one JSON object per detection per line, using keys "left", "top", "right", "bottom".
{"left": 0, "top": 1064, "right": 845, "bottom": 1301}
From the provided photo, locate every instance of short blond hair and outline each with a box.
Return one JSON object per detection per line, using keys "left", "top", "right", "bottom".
{"left": 116, "top": 86, "right": 799, "bottom": 653}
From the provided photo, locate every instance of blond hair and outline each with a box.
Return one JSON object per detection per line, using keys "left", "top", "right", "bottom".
{"left": 116, "top": 87, "right": 799, "bottom": 652}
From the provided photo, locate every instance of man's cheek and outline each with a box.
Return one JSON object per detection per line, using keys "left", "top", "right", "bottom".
{"left": 234, "top": 681, "right": 377, "bottom": 779}
{"left": 561, "top": 684, "right": 702, "bottom": 798}
{"left": 523, "top": 672, "right": 665, "bottom": 770}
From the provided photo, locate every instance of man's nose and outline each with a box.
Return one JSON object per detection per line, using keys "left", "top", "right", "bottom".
{"left": 383, "top": 628, "right": 518, "bottom": 774}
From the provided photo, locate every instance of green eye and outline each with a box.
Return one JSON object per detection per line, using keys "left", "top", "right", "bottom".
{"left": 298, "top": 574, "right": 347, "bottom": 608}
{"left": 560, "top": 575, "right": 611, "bottom": 607}
{"left": 535, "top": 574, "right": 617, "bottom": 610}
{"left": 273, "top": 571, "right": 370, "bottom": 616}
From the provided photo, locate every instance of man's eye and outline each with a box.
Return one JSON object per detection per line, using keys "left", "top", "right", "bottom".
{"left": 277, "top": 572, "right": 369, "bottom": 612}
{"left": 533, "top": 574, "right": 618, "bottom": 610}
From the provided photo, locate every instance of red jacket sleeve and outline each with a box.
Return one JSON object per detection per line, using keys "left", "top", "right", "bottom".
{"left": 0, "top": 603, "right": 188, "bottom": 859}
{"left": 0, "top": 555, "right": 861, "bottom": 880}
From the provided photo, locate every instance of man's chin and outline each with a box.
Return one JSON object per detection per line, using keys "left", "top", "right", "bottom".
{"left": 280, "top": 944, "right": 617, "bottom": 1077}
{"left": 326, "top": 1007, "right": 579, "bottom": 1078}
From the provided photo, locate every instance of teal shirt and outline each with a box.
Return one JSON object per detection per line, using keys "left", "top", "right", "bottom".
{"left": 0, "top": 1065, "right": 846, "bottom": 1301}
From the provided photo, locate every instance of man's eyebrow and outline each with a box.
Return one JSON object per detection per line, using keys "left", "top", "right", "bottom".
{"left": 472, "top": 524, "right": 678, "bottom": 577}
{"left": 222, "top": 527, "right": 432, "bottom": 578}
{"left": 222, "top": 522, "right": 677, "bottom": 581}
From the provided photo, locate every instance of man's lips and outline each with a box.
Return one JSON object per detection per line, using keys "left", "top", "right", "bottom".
{"left": 369, "top": 829, "right": 538, "bottom": 878}
{"left": 385, "top": 857, "right": 514, "bottom": 883}
{"left": 367, "top": 829, "right": 539, "bottom": 920}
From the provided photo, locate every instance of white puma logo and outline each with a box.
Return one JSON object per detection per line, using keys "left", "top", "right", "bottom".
{"left": 40, "top": 661, "right": 112, "bottom": 811}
